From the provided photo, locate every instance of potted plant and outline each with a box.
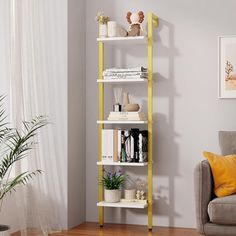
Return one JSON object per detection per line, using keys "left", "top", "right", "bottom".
{"left": 95, "top": 12, "right": 109, "bottom": 38}
{"left": 0, "top": 96, "right": 47, "bottom": 236}
{"left": 102, "top": 170, "right": 126, "bottom": 203}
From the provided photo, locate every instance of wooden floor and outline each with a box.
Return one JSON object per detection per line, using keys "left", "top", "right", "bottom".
{"left": 52, "top": 222, "right": 201, "bottom": 236}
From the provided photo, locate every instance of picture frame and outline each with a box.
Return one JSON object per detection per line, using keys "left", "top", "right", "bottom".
{"left": 219, "top": 35, "right": 236, "bottom": 98}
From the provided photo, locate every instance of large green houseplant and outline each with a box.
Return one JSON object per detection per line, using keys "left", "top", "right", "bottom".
{"left": 0, "top": 96, "right": 47, "bottom": 235}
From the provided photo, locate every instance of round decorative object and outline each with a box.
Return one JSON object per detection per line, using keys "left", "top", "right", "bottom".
{"left": 104, "top": 189, "right": 121, "bottom": 203}
{"left": 0, "top": 225, "right": 10, "bottom": 236}
{"left": 123, "top": 103, "right": 140, "bottom": 112}
{"left": 124, "top": 189, "right": 136, "bottom": 200}
{"left": 99, "top": 23, "right": 108, "bottom": 38}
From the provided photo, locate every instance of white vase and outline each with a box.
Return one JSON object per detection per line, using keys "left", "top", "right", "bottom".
{"left": 107, "top": 21, "right": 117, "bottom": 37}
{"left": 104, "top": 189, "right": 121, "bottom": 203}
{"left": 107, "top": 21, "right": 127, "bottom": 37}
{"left": 99, "top": 23, "right": 108, "bottom": 38}
{"left": 0, "top": 225, "right": 10, "bottom": 236}
{"left": 124, "top": 189, "right": 136, "bottom": 200}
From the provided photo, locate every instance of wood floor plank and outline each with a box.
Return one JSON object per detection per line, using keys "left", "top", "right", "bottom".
{"left": 51, "top": 222, "right": 200, "bottom": 236}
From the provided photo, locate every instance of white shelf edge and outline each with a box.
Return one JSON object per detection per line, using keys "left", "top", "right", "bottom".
{"left": 97, "top": 36, "right": 147, "bottom": 43}
{"left": 97, "top": 120, "right": 148, "bottom": 124}
{"left": 97, "top": 201, "right": 148, "bottom": 209}
{"left": 97, "top": 78, "right": 147, "bottom": 83}
{"left": 96, "top": 161, "right": 148, "bottom": 166}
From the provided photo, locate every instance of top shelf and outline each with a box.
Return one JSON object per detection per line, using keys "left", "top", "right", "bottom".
{"left": 97, "top": 36, "right": 147, "bottom": 45}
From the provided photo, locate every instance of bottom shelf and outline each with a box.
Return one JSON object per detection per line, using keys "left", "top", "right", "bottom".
{"left": 97, "top": 201, "right": 148, "bottom": 209}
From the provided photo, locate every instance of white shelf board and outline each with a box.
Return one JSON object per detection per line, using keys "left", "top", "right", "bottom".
{"left": 97, "top": 120, "right": 148, "bottom": 124}
{"left": 97, "top": 78, "right": 147, "bottom": 83}
{"left": 97, "top": 36, "right": 147, "bottom": 45}
{"left": 97, "top": 201, "right": 148, "bottom": 209}
{"left": 97, "top": 161, "right": 148, "bottom": 166}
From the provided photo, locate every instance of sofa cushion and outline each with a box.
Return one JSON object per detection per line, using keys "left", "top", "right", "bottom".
{"left": 208, "top": 194, "right": 236, "bottom": 225}
{"left": 219, "top": 131, "right": 236, "bottom": 155}
{"left": 203, "top": 151, "right": 236, "bottom": 197}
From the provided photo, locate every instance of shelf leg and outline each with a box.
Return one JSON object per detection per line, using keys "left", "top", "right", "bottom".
{"left": 147, "top": 12, "right": 153, "bottom": 231}
{"left": 98, "top": 41, "right": 104, "bottom": 226}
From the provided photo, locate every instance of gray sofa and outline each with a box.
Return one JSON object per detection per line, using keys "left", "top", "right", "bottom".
{"left": 194, "top": 131, "right": 236, "bottom": 236}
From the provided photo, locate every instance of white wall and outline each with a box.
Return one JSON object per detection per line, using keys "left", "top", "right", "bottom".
{"left": 68, "top": 0, "right": 86, "bottom": 228}
{"left": 86, "top": 0, "right": 236, "bottom": 228}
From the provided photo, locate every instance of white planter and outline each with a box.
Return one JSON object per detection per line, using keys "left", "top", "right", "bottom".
{"left": 99, "top": 23, "right": 108, "bottom": 38}
{"left": 0, "top": 225, "right": 10, "bottom": 236}
{"left": 107, "top": 21, "right": 127, "bottom": 37}
{"left": 104, "top": 189, "right": 121, "bottom": 203}
{"left": 124, "top": 189, "right": 136, "bottom": 200}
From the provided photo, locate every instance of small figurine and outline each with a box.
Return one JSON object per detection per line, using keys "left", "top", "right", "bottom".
{"left": 136, "top": 190, "right": 146, "bottom": 200}
{"left": 136, "top": 179, "right": 147, "bottom": 200}
{"left": 126, "top": 11, "right": 145, "bottom": 37}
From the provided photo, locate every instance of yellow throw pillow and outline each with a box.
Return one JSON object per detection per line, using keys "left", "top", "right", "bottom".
{"left": 203, "top": 151, "right": 236, "bottom": 197}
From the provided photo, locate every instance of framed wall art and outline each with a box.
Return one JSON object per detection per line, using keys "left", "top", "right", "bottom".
{"left": 219, "top": 36, "right": 236, "bottom": 98}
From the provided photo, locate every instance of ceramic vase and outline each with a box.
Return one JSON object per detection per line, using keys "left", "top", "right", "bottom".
{"left": 124, "top": 189, "right": 136, "bottom": 200}
{"left": 104, "top": 189, "right": 121, "bottom": 203}
{"left": 107, "top": 21, "right": 117, "bottom": 37}
{"left": 99, "top": 23, "right": 108, "bottom": 38}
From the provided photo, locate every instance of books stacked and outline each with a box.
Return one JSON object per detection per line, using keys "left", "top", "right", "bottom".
{"left": 103, "top": 67, "right": 148, "bottom": 80}
{"left": 107, "top": 112, "right": 146, "bottom": 121}
{"left": 102, "top": 129, "right": 148, "bottom": 163}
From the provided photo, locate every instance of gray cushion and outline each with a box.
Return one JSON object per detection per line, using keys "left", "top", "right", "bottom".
{"left": 208, "top": 194, "right": 236, "bottom": 225}
{"left": 219, "top": 131, "right": 236, "bottom": 155}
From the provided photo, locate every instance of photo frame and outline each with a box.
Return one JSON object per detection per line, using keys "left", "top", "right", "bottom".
{"left": 219, "top": 35, "right": 236, "bottom": 98}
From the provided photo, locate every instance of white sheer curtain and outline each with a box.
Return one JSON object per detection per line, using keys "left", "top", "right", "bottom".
{"left": 8, "top": 0, "right": 67, "bottom": 234}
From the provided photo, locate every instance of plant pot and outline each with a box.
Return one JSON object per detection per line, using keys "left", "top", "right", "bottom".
{"left": 124, "top": 189, "right": 136, "bottom": 200}
{"left": 99, "top": 23, "right": 108, "bottom": 38}
{"left": 0, "top": 225, "right": 10, "bottom": 236}
{"left": 104, "top": 189, "right": 121, "bottom": 203}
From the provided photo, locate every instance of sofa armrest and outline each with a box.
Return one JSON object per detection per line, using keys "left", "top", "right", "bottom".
{"left": 194, "top": 160, "right": 215, "bottom": 234}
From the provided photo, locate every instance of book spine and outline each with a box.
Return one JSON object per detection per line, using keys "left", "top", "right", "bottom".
{"left": 102, "top": 129, "right": 107, "bottom": 162}
{"left": 125, "top": 130, "right": 131, "bottom": 162}
{"left": 139, "top": 132, "right": 143, "bottom": 163}
{"left": 130, "top": 130, "right": 135, "bottom": 162}
{"left": 117, "top": 130, "right": 121, "bottom": 161}
{"left": 121, "top": 130, "right": 126, "bottom": 162}
{"left": 108, "top": 130, "right": 113, "bottom": 162}
{"left": 113, "top": 129, "right": 118, "bottom": 162}
{"left": 138, "top": 130, "right": 148, "bottom": 163}
{"left": 132, "top": 129, "right": 140, "bottom": 163}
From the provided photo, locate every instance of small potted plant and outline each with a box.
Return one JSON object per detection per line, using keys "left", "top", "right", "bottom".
{"left": 0, "top": 96, "right": 47, "bottom": 236}
{"left": 102, "top": 170, "right": 126, "bottom": 203}
{"left": 95, "top": 12, "right": 109, "bottom": 38}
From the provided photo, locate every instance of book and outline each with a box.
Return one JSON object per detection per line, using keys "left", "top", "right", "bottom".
{"left": 107, "top": 112, "right": 146, "bottom": 121}
{"left": 139, "top": 130, "right": 148, "bottom": 163}
{"left": 131, "top": 129, "right": 140, "bottom": 162}
{"left": 104, "top": 75, "right": 147, "bottom": 80}
{"left": 117, "top": 130, "right": 121, "bottom": 161}
{"left": 120, "top": 130, "right": 126, "bottom": 162}
{"left": 104, "top": 67, "right": 147, "bottom": 73}
{"left": 103, "top": 71, "right": 148, "bottom": 77}
{"left": 110, "top": 112, "right": 140, "bottom": 115}
{"left": 107, "top": 117, "right": 146, "bottom": 121}
{"left": 120, "top": 199, "right": 147, "bottom": 204}
{"left": 108, "top": 112, "right": 146, "bottom": 120}
{"left": 102, "top": 129, "right": 114, "bottom": 163}
{"left": 113, "top": 129, "right": 118, "bottom": 162}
